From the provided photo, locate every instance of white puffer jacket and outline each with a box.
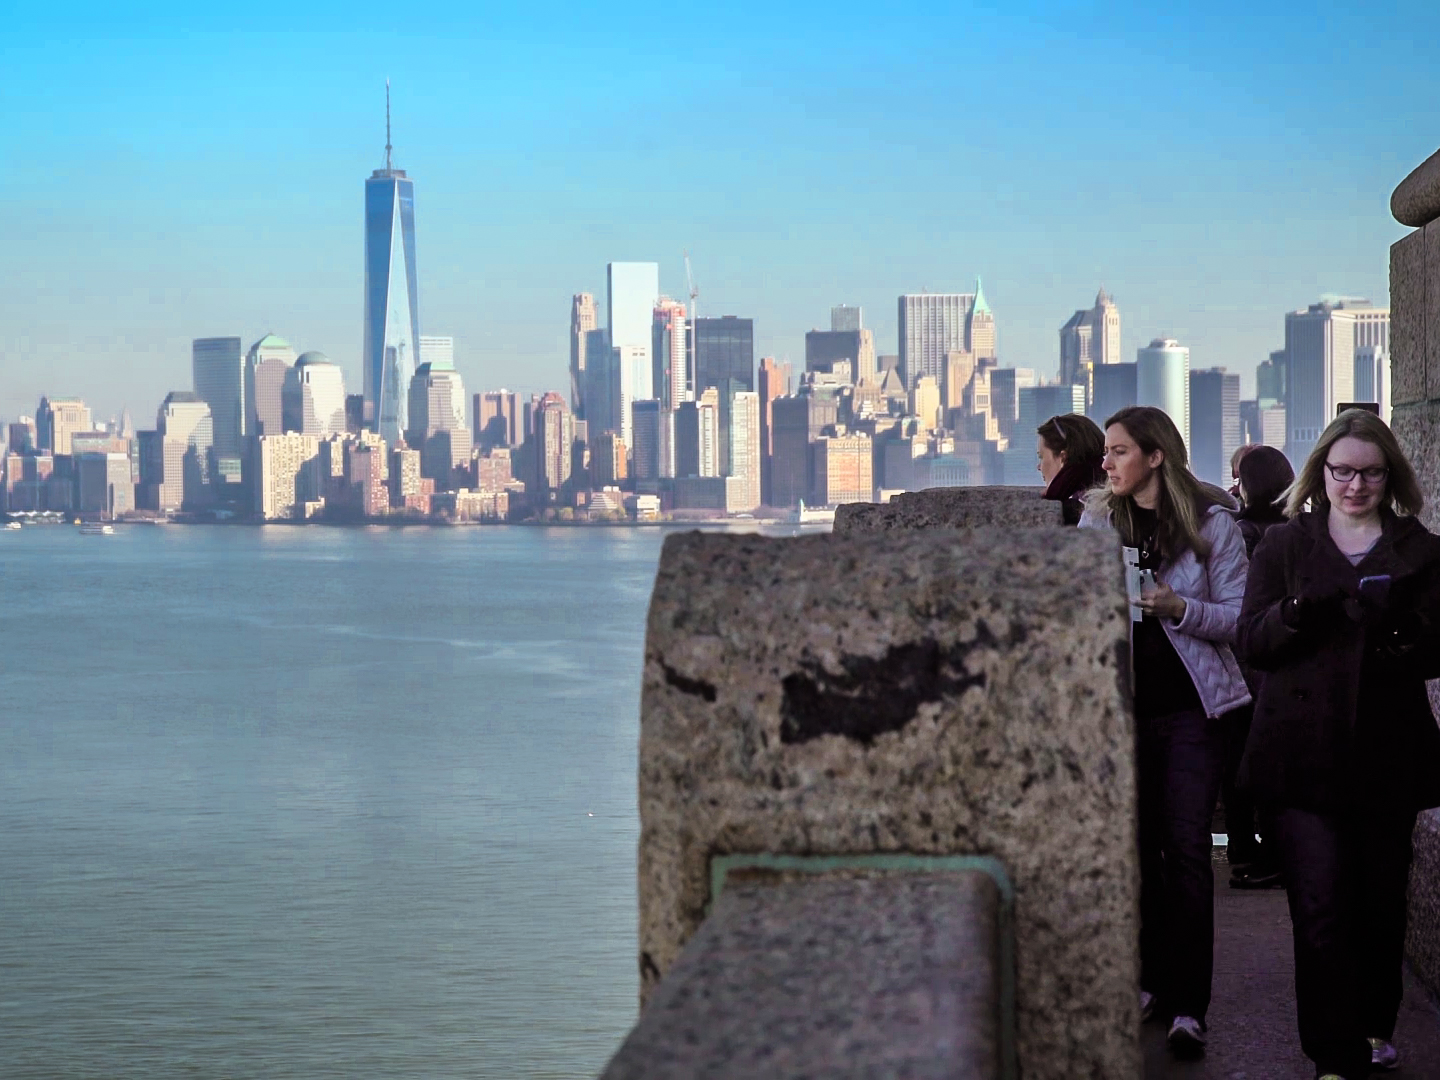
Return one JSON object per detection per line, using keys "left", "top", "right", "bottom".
{"left": 1078, "top": 502, "right": 1253, "bottom": 719}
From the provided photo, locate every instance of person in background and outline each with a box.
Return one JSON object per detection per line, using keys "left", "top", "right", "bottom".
{"left": 1225, "top": 445, "right": 1295, "bottom": 888}
{"left": 1079, "top": 406, "right": 1251, "bottom": 1059}
{"left": 1238, "top": 410, "right": 1440, "bottom": 1079}
{"left": 1229, "top": 443, "right": 1259, "bottom": 501}
{"left": 1037, "top": 413, "right": 1106, "bottom": 525}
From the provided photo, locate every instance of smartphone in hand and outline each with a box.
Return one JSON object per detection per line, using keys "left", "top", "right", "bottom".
{"left": 1359, "top": 574, "right": 1392, "bottom": 607}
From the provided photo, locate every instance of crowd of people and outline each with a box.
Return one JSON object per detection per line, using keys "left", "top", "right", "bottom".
{"left": 1035, "top": 405, "right": 1440, "bottom": 1080}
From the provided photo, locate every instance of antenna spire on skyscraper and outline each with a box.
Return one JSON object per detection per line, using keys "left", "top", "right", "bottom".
{"left": 385, "top": 78, "right": 393, "bottom": 171}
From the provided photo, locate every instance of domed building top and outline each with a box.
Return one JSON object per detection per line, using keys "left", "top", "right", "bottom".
{"left": 252, "top": 332, "right": 291, "bottom": 349}
{"left": 295, "top": 351, "right": 334, "bottom": 367}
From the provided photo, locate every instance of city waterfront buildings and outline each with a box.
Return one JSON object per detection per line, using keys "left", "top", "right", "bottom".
{"left": 255, "top": 434, "right": 321, "bottom": 520}
{"left": 757, "top": 357, "right": 791, "bottom": 506}
{"left": 813, "top": 432, "right": 873, "bottom": 506}
{"left": 36, "top": 396, "right": 92, "bottom": 456}
{"left": 570, "top": 293, "right": 597, "bottom": 418}
{"left": 607, "top": 261, "right": 660, "bottom": 447}
{"left": 363, "top": 125, "right": 419, "bottom": 443}
{"left": 1092, "top": 362, "right": 1138, "bottom": 426}
{"left": 1284, "top": 301, "right": 1366, "bottom": 463}
{"left": 726, "top": 391, "right": 761, "bottom": 513}
{"left": 830, "top": 305, "right": 862, "bottom": 332}
{"left": 407, "top": 354, "right": 469, "bottom": 482}
{"left": 283, "top": 352, "right": 347, "bottom": 437}
{"left": 474, "top": 390, "right": 521, "bottom": 449}
{"left": 652, "top": 298, "right": 689, "bottom": 410}
{"left": 191, "top": 337, "right": 244, "bottom": 457}
{"left": 139, "top": 391, "right": 213, "bottom": 512}
{"left": 693, "top": 315, "right": 755, "bottom": 473}
{"left": 1059, "top": 289, "right": 1122, "bottom": 401}
{"left": 1136, "top": 338, "right": 1191, "bottom": 449}
{"left": 77, "top": 452, "right": 134, "bottom": 519}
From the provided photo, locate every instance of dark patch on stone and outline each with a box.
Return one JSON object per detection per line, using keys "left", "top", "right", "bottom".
{"left": 660, "top": 660, "right": 717, "bottom": 702}
{"left": 778, "top": 636, "right": 992, "bottom": 745}
{"left": 640, "top": 951, "right": 660, "bottom": 982}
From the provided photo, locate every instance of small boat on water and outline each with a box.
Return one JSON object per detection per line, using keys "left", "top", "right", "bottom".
{"left": 4, "top": 521, "right": 19, "bottom": 530}
{"left": 78, "top": 523, "right": 115, "bottom": 535}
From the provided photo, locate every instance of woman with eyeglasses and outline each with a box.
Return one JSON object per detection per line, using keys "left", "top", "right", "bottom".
{"left": 1238, "top": 410, "right": 1440, "bottom": 1080}
{"left": 1079, "top": 406, "right": 1251, "bottom": 1059}
{"left": 1036, "top": 412, "right": 1106, "bottom": 524}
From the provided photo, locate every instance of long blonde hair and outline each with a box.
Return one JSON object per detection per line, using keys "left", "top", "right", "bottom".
{"left": 1284, "top": 409, "right": 1423, "bottom": 518}
{"left": 1088, "top": 406, "right": 1218, "bottom": 561}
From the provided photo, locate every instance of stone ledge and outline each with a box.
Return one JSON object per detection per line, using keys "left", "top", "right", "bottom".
{"left": 637, "top": 527, "right": 1139, "bottom": 1079}
{"left": 1393, "top": 146, "right": 1440, "bottom": 228}
{"left": 602, "top": 869, "right": 1005, "bottom": 1080}
{"left": 834, "top": 486, "right": 1063, "bottom": 534}
{"left": 1408, "top": 808, "right": 1440, "bottom": 999}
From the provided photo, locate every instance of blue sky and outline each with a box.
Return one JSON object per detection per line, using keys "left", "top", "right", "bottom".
{"left": 3, "top": 0, "right": 1437, "bottom": 422}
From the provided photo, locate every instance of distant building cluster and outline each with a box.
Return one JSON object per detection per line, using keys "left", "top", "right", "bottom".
{"left": 0, "top": 107, "right": 1393, "bottom": 520}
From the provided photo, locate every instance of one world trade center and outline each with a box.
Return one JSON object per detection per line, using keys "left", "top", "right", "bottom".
{"left": 363, "top": 81, "right": 419, "bottom": 444}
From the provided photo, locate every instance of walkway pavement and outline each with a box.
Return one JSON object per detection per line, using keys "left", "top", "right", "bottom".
{"left": 1144, "top": 858, "right": 1440, "bottom": 1079}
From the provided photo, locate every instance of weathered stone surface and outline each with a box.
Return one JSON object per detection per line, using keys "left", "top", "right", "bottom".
{"left": 834, "top": 485, "right": 1063, "bottom": 534}
{"left": 603, "top": 872, "right": 1003, "bottom": 1079}
{"left": 1392, "top": 146, "right": 1440, "bottom": 228}
{"left": 1429, "top": 223, "right": 1440, "bottom": 403}
{"left": 1391, "top": 404, "right": 1440, "bottom": 534}
{"left": 1408, "top": 809, "right": 1440, "bottom": 1000}
{"left": 1391, "top": 228, "right": 1427, "bottom": 408}
{"left": 638, "top": 527, "right": 1138, "bottom": 1079}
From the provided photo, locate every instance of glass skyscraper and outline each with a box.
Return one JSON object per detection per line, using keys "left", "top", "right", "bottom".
{"left": 364, "top": 149, "right": 419, "bottom": 444}
{"left": 191, "top": 337, "right": 244, "bottom": 458}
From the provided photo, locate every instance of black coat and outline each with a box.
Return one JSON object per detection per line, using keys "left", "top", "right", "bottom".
{"left": 1237, "top": 507, "right": 1440, "bottom": 813}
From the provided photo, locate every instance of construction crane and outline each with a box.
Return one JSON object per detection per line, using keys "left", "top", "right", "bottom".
{"left": 683, "top": 250, "right": 699, "bottom": 326}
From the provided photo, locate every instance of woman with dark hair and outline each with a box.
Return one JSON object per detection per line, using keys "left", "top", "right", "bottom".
{"left": 1225, "top": 445, "right": 1295, "bottom": 886}
{"left": 1079, "top": 406, "right": 1251, "bottom": 1059}
{"left": 1036, "top": 412, "right": 1105, "bottom": 524}
{"left": 1239, "top": 410, "right": 1440, "bottom": 1079}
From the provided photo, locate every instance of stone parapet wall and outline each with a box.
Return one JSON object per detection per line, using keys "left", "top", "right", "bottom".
{"left": 630, "top": 526, "right": 1139, "bottom": 1078}
{"left": 834, "top": 486, "right": 1062, "bottom": 534}
{"left": 1389, "top": 147, "right": 1440, "bottom": 999}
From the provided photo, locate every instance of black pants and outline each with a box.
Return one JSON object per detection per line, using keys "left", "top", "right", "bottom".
{"left": 1221, "top": 705, "right": 1265, "bottom": 865}
{"left": 1137, "top": 706, "right": 1226, "bottom": 1022}
{"left": 1271, "top": 805, "right": 1417, "bottom": 1079}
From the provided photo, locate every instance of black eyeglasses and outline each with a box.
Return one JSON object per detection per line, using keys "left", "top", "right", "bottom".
{"left": 1325, "top": 462, "right": 1388, "bottom": 485}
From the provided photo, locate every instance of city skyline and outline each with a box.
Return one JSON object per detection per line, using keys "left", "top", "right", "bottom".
{"left": 4, "top": 4, "right": 1435, "bottom": 421}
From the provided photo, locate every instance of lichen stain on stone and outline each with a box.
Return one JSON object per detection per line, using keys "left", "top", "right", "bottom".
{"left": 659, "top": 659, "right": 718, "bottom": 702}
{"left": 778, "top": 636, "right": 992, "bottom": 745}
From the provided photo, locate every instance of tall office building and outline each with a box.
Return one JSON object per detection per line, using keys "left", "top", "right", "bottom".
{"left": 1284, "top": 301, "right": 1360, "bottom": 464}
{"left": 988, "top": 367, "right": 1036, "bottom": 440}
{"left": 363, "top": 86, "right": 419, "bottom": 443}
{"left": 1059, "top": 289, "right": 1122, "bottom": 399}
{"left": 770, "top": 393, "right": 839, "bottom": 507}
{"left": 1355, "top": 346, "right": 1391, "bottom": 420}
{"left": 726, "top": 391, "right": 762, "bottom": 514}
{"left": 899, "top": 292, "right": 974, "bottom": 390}
{"left": 805, "top": 329, "right": 875, "bottom": 382}
{"left": 582, "top": 328, "right": 614, "bottom": 438}
{"left": 570, "top": 293, "right": 598, "bottom": 418}
{"left": 419, "top": 336, "right": 454, "bottom": 369}
{"left": 813, "top": 433, "right": 873, "bottom": 506}
{"left": 967, "top": 279, "right": 996, "bottom": 360}
{"left": 1092, "top": 362, "right": 1138, "bottom": 426}
{"left": 77, "top": 452, "right": 134, "bottom": 519}
{"left": 1136, "top": 339, "right": 1191, "bottom": 450}
{"left": 192, "top": 337, "right": 244, "bottom": 457}
{"left": 757, "top": 357, "right": 791, "bottom": 506}
{"left": 830, "top": 305, "right": 862, "bottom": 332}
{"left": 36, "top": 396, "right": 92, "bottom": 456}
{"left": 693, "top": 315, "right": 755, "bottom": 473}
{"left": 408, "top": 356, "right": 470, "bottom": 482}
{"left": 283, "top": 352, "right": 347, "bottom": 437}
{"left": 1189, "top": 368, "right": 1241, "bottom": 487}
{"left": 675, "top": 388, "right": 720, "bottom": 478}
{"left": 652, "top": 298, "right": 689, "bottom": 409}
{"left": 530, "top": 392, "right": 573, "bottom": 500}
{"left": 140, "top": 392, "right": 213, "bottom": 512}
{"left": 607, "top": 261, "right": 660, "bottom": 444}
{"left": 1257, "top": 350, "right": 1286, "bottom": 407}
{"left": 474, "top": 390, "right": 521, "bottom": 449}
{"left": 246, "top": 334, "right": 295, "bottom": 437}
{"left": 630, "top": 399, "right": 662, "bottom": 486}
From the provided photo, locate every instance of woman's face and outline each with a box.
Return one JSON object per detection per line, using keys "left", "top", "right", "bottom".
{"left": 1324, "top": 435, "right": 1388, "bottom": 520}
{"left": 1037, "top": 436, "right": 1066, "bottom": 484}
{"left": 1103, "top": 423, "right": 1162, "bottom": 499}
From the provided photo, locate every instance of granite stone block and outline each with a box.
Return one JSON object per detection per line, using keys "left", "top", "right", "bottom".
{"left": 834, "top": 486, "right": 1063, "bottom": 534}
{"left": 1429, "top": 222, "right": 1440, "bottom": 403}
{"left": 1407, "top": 809, "right": 1440, "bottom": 1000}
{"left": 603, "top": 872, "right": 1003, "bottom": 1080}
{"left": 1392, "top": 146, "right": 1440, "bottom": 228}
{"left": 638, "top": 527, "right": 1139, "bottom": 1079}
{"left": 1390, "top": 404, "right": 1440, "bottom": 534}
{"left": 1391, "top": 228, "right": 1427, "bottom": 408}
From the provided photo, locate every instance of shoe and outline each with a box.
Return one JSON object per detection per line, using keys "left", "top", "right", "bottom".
{"left": 1369, "top": 1037, "right": 1399, "bottom": 1069}
{"left": 1316, "top": 1075, "right": 1344, "bottom": 1079}
{"left": 1139, "top": 990, "right": 1156, "bottom": 1022}
{"left": 1167, "top": 1015, "right": 1206, "bottom": 1057}
{"left": 1230, "top": 865, "right": 1283, "bottom": 889}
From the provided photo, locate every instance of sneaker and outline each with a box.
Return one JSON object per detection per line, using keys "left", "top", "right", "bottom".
{"left": 1139, "top": 990, "right": 1156, "bottom": 1022}
{"left": 1369, "top": 1037, "right": 1400, "bottom": 1070}
{"left": 1167, "top": 1015, "right": 1206, "bottom": 1057}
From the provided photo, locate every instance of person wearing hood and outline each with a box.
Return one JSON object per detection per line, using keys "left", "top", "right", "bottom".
{"left": 1238, "top": 410, "right": 1440, "bottom": 1079}
{"left": 1037, "top": 413, "right": 1106, "bottom": 525}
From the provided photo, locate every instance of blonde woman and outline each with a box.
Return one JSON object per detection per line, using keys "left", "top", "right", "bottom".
{"left": 1079, "top": 405, "right": 1251, "bottom": 1058}
{"left": 1238, "top": 410, "right": 1440, "bottom": 1079}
